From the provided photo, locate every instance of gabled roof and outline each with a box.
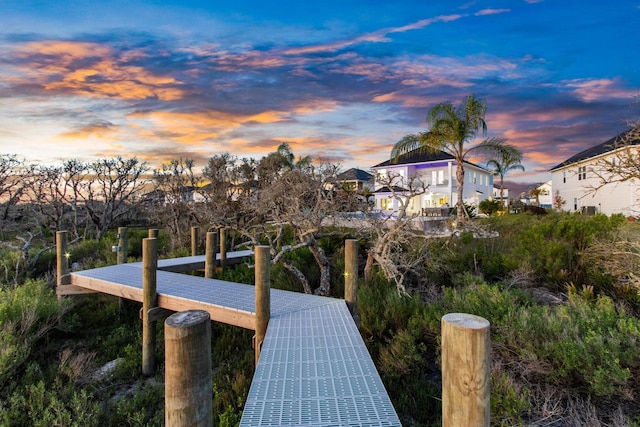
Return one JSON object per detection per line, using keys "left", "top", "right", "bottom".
{"left": 373, "top": 148, "right": 486, "bottom": 170}
{"left": 373, "top": 185, "right": 408, "bottom": 194}
{"left": 549, "top": 128, "right": 640, "bottom": 171}
{"left": 336, "top": 168, "right": 373, "bottom": 181}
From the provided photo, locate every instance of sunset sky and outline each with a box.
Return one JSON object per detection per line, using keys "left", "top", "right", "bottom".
{"left": 1, "top": 0, "right": 639, "bottom": 186}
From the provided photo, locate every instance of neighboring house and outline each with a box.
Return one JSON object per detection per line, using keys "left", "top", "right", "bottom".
{"left": 492, "top": 186, "right": 510, "bottom": 207}
{"left": 520, "top": 180, "right": 552, "bottom": 208}
{"left": 550, "top": 129, "right": 640, "bottom": 216}
{"left": 335, "top": 168, "right": 374, "bottom": 193}
{"left": 372, "top": 149, "right": 493, "bottom": 216}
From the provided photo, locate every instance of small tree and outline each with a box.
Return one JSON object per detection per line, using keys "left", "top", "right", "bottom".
{"left": 553, "top": 190, "right": 566, "bottom": 211}
{"left": 529, "top": 188, "right": 542, "bottom": 206}
{"left": 487, "top": 150, "right": 524, "bottom": 208}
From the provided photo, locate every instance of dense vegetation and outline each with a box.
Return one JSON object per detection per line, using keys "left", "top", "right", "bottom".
{"left": 1, "top": 212, "right": 640, "bottom": 426}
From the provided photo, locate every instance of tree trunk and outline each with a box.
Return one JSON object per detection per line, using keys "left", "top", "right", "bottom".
{"left": 281, "top": 260, "right": 313, "bottom": 294}
{"left": 308, "top": 241, "right": 330, "bottom": 295}
{"left": 364, "top": 250, "right": 375, "bottom": 284}
{"left": 456, "top": 163, "right": 465, "bottom": 226}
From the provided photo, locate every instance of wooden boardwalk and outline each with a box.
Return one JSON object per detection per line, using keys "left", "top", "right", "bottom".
{"left": 64, "top": 251, "right": 401, "bottom": 426}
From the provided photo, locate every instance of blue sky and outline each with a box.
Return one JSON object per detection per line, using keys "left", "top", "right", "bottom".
{"left": 1, "top": 0, "right": 639, "bottom": 186}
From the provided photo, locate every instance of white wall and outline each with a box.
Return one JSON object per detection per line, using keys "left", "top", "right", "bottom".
{"left": 552, "top": 158, "right": 639, "bottom": 216}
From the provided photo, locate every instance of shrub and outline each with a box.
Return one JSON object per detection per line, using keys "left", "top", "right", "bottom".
{"left": 479, "top": 199, "right": 503, "bottom": 216}
{"left": 0, "top": 279, "right": 62, "bottom": 386}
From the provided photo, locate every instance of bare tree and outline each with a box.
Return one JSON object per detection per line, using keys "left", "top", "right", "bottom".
{"left": 588, "top": 127, "right": 640, "bottom": 193}
{"left": 151, "top": 158, "right": 201, "bottom": 250}
{"left": 0, "top": 154, "right": 26, "bottom": 231}
{"left": 363, "top": 171, "right": 431, "bottom": 294}
{"left": 82, "top": 157, "right": 149, "bottom": 240}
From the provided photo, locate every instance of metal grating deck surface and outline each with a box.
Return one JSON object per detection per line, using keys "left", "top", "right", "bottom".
{"left": 68, "top": 254, "right": 401, "bottom": 426}
{"left": 242, "top": 302, "right": 401, "bottom": 426}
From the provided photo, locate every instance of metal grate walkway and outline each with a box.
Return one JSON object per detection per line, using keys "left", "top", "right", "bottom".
{"left": 67, "top": 252, "right": 401, "bottom": 426}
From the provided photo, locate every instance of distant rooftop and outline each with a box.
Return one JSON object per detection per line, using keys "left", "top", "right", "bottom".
{"left": 550, "top": 128, "right": 640, "bottom": 171}
{"left": 336, "top": 168, "right": 374, "bottom": 182}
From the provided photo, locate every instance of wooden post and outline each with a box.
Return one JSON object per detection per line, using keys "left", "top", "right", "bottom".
{"left": 117, "top": 226, "right": 128, "bottom": 264}
{"left": 204, "top": 231, "right": 218, "bottom": 279}
{"left": 142, "top": 237, "right": 158, "bottom": 376}
{"left": 191, "top": 226, "right": 200, "bottom": 256}
{"left": 56, "top": 231, "right": 69, "bottom": 287}
{"left": 56, "top": 231, "right": 70, "bottom": 303}
{"left": 117, "top": 227, "right": 128, "bottom": 310}
{"left": 254, "top": 245, "right": 270, "bottom": 366}
{"left": 441, "top": 313, "right": 490, "bottom": 427}
{"left": 219, "top": 227, "right": 227, "bottom": 271}
{"left": 344, "top": 239, "right": 358, "bottom": 318}
{"left": 165, "top": 310, "right": 212, "bottom": 427}
{"left": 148, "top": 228, "right": 159, "bottom": 238}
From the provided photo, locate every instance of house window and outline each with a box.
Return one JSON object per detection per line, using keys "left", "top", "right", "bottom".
{"left": 563, "top": 171, "right": 566, "bottom": 183}
{"left": 432, "top": 171, "right": 437, "bottom": 185}
{"left": 577, "top": 166, "right": 586, "bottom": 180}
{"left": 381, "top": 198, "right": 391, "bottom": 210}
{"left": 438, "top": 170, "right": 444, "bottom": 184}
{"left": 473, "top": 172, "right": 477, "bottom": 184}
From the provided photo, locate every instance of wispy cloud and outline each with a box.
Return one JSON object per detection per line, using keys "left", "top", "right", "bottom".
{"left": 475, "top": 9, "right": 510, "bottom": 16}
{"left": 284, "top": 14, "right": 465, "bottom": 54}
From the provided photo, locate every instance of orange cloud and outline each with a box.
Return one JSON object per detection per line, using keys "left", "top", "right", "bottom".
{"left": 15, "top": 41, "right": 185, "bottom": 101}
{"left": 16, "top": 41, "right": 112, "bottom": 64}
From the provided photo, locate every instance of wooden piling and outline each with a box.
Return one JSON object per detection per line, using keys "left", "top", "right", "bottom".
{"left": 148, "top": 228, "right": 159, "bottom": 238}
{"left": 164, "top": 310, "right": 213, "bottom": 427}
{"left": 219, "top": 227, "right": 227, "bottom": 271}
{"left": 117, "top": 227, "right": 128, "bottom": 310}
{"left": 254, "top": 245, "right": 270, "bottom": 366}
{"left": 191, "top": 226, "right": 200, "bottom": 256}
{"left": 56, "top": 231, "right": 69, "bottom": 288}
{"left": 117, "top": 226, "right": 128, "bottom": 264}
{"left": 204, "top": 231, "right": 218, "bottom": 279}
{"left": 441, "top": 313, "right": 490, "bottom": 427}
{"left": 142, "top": 237, "right": 158, "bottom": 376}
{"left": 344, "top": 239, "right": 358, "bottom": 318}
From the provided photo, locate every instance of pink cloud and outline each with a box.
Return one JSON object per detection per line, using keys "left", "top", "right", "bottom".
{"left": 563, "top": 78, "right": 636, "bottom": 102}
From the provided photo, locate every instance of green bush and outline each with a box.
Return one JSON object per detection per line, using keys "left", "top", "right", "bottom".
{"left": 0, "top": 279, "right": 62, "bottom": 386}
{"left": 479, "top": 199, "right": 503, "bottom": 216}
{"left": 510, "top": 213, "right": 625, "bottom": 287}
{"left": 441, "top": 281, "right": 640, "bottom": 398}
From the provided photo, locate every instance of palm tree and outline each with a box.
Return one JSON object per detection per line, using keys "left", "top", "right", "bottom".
{"left": 487, "top": 151, "right": 525, "bottom": 210}
{"left": 391, "top": 94, "right": 520, "bottom": 226}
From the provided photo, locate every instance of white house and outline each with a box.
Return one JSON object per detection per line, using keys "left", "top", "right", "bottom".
{"left": 520, "top": 180, "right": 552, "bottom": 208}
{"left": 550, "top": 128, "right": 640, "bottom": 216}
{"left": 492, "top": 186, "right": 510, "bottom": 207}
{"left": 334, "top": 168, "right": 374, "bottom": 193}
{"left": 372, "top": 149, "right": 494, "bottom": 216}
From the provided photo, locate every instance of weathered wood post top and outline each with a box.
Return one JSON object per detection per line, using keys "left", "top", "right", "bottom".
{"left": 441, "top": 313, "right": 491, "bottom": 427}
{"left": 165, "top": 310, "right": 213, "bottom": 427}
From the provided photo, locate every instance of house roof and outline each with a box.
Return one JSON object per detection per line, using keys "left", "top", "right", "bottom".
{"left": 373, "top": 185, "right": 409, "bottom": 194}
{"left": 336, "top": 168, "right": 373, "bottom": 181}
{"left": 549, "top": 128, "right": 640, "bottom": 171}
{"left": 373, "top": 148, "right": 486, "bottom": 170}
